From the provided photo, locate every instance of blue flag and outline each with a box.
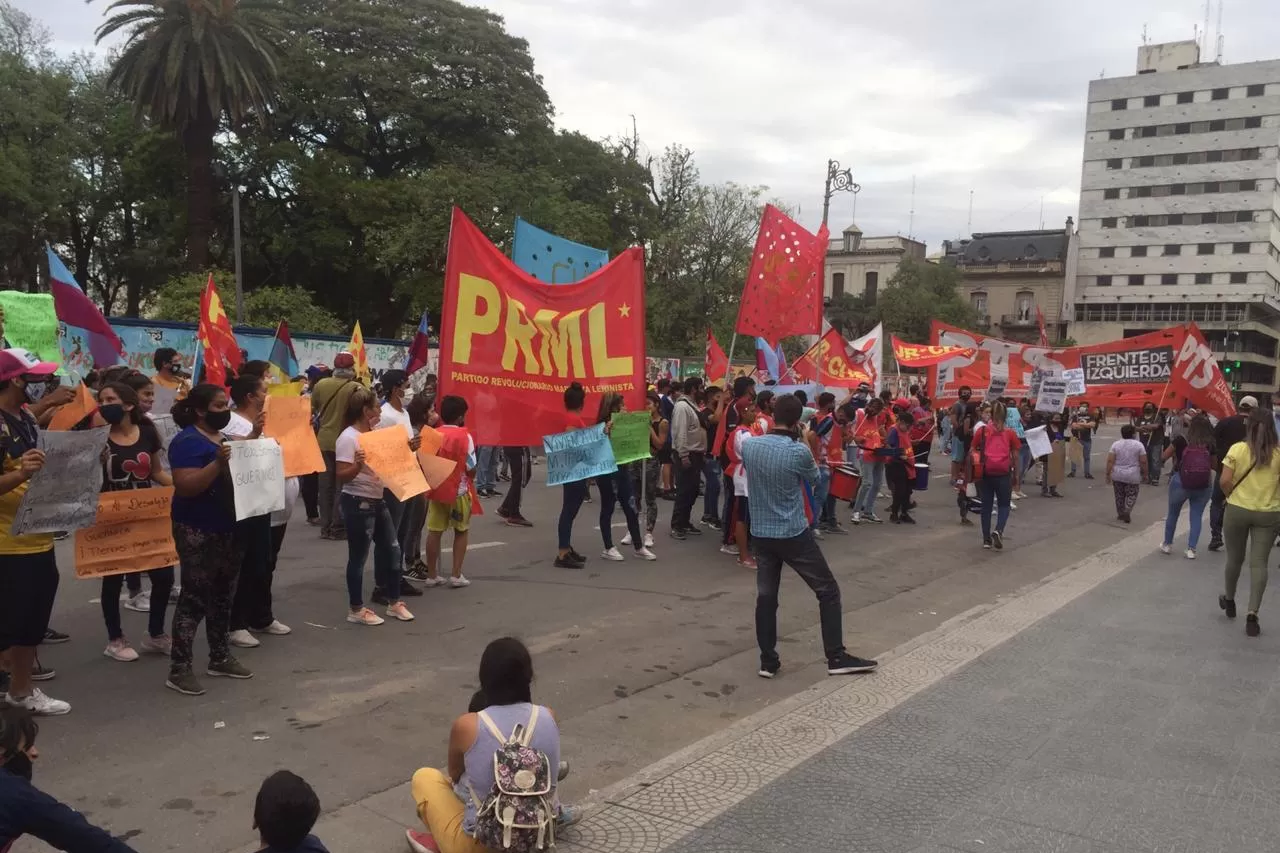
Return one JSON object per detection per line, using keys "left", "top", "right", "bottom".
{"left": 512, "top": 218, "right": 609, "bottom": 283}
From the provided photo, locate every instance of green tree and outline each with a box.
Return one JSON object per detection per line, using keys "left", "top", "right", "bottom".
{"left": 147, "top": 269, "right": 340, "bottom": 333}
{"left": 824, "top": 292, "right": 879, "bottom": 340}
{"left": 97, "top": 0, "right": 283, "bottom": 269}
{"left": 875, "top": 259, "right": 980, "bottom": 343}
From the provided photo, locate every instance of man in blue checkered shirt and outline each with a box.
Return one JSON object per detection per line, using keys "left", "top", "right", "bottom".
{"left": 741, "top": 394, "right": 879, "bottom": 680}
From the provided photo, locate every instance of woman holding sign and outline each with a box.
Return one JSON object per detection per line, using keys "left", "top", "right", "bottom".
{"left": 595, "top": 393, "right": 656, "bottom": 562}
{"left": 96, "top": 383, "right": 176, "bottom": 663}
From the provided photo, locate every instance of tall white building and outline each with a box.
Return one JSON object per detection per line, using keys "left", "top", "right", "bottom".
{"left": 1067, "top": 39, "right": 1280, "bottom": 395}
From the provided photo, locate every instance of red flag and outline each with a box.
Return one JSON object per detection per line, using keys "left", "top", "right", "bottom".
{"left": 198, "top": 275, "right": 241, "bottom": 386}
{"left": 792, "top": 326, "right": 881, "bottom": 386}
{"left": 1165, "top": 323, "right": 1235, "bottom": 420}
{"left": 1036, "top": 305, "right": 1049, "bottom": 347}
{"left": 891, "top": 335, "right": 978, "bottom": 368}
{"left": 705, "top": 329, "right": 728, "bottom": 380}
{"left": 736, "top": 205, "right": 828, "bottom": 346}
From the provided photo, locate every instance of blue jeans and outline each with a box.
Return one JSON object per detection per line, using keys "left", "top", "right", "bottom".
{"left": 1019, "top": 444, "right": 1034, "bottom": 480}
{"left": 1164, "top": 472, "right": 1212, "bottom": 549}
{"left": 340, "top": 492, "right": 402, "bottom": 609}
{"left": 1146, "top": 442, "right": 1164, "bottom": 483}
{"left": 979, "top": 473, "right": 1012, "bottom": 541}
{"left": 558, "top": 480, "right": 588, "bottom": 550}
{"left": 854, "top": 459, "right": 884, "bottom": 515}
{"left": 476, "top": 446, "right": 498, "bottom": 491}
{"left": 812, "top": 467, "right": 831, "bottom": 528}
{"left": 1070, "top": 439, "right": 1092, "bottom": 477}
{"left": 703, "top": 457, "right": 722, "bottom": 520}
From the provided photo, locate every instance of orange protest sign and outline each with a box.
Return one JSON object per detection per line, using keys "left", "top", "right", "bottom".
{"left": 74, "top": 487, "right": 178, "bottom": 579}
{"left": 48, "top": 383, "right": 96, "bottom": 431}
{"left": 263, "top": 395, "right": 325, "bottom": 477}
{"left": 416, "top": 448, "right": 458, "bottom": 493}
{"left": 359, "top": 426, "right": 428, "bottom": 500}
{"left": 418, "top": 426, "right": 444, "bottom": 457}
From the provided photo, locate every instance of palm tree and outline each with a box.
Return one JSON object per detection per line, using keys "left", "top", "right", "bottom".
{"left": 96, "top": 0, "right": 282, "bottom": 269}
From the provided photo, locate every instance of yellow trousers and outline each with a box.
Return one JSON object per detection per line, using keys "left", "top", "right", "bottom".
{"left": 411, "top": 768, "right": 489, "bottom": 853}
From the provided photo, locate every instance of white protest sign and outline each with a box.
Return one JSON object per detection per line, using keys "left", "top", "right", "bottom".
{"left": 1024, "top": 425, "right": 1053, "bottom": 459}
{"left": 1029, "top": 368, "right": 1044, "bottom": 400}
{"left": 985, "top": 377, "right": 1007, "bottom": 402}
{"left": 150, "top": 414, "right": 180, "bottom": 448}
{"left": 228, "top": 439, "right": 286, "bottom": 521}
{"left": 11, "top": 427, "right": 109, "bottom": 535}
{"left": 1035, "top": 377, "right": 1068, "bottom": 413}
{"left": 152, "top": 384, "right": 178, "bottom": 417}
{"left": 1063, "top": 368, "right": 1086, "bottom": 397}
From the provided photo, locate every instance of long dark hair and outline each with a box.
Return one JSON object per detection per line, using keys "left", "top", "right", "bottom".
{"left": 171, "top": 384, "right": 224, "bottom": 428}
{"left": 0, "top": 707, "right": 37, "bottom": 765}
{"left": 1185, "top": 414, "right": 1214, "bottom": 448}
{"left": 478, "top": 637, "right": 534, "bottom": 706}
{"left": 596, "top": 392, "right": 624, "bottom": 424}
{"left": 102, "top": 382, "right": 162, "bottom": 449}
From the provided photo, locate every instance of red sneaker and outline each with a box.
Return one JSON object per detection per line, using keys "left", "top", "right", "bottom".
{"left": 406, "top": 829, "right": 440, "bottom": 853}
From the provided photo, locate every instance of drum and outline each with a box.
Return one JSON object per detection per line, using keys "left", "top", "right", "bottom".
{"left": 830, "top": 466, "right": 861, "bottom": 501}
{"left": 914, "top": 463, "right": 930, "bottom": 491}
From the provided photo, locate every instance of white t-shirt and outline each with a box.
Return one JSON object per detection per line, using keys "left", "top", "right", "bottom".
{"left": 271, "top": 477, "right": 300, "bottom": 527}
{"left": 335, "top": 426, "right": 384, "bottom": 499}
{"left": 380, "top": 402, "right": 414, "bottom": 439}
{"left": 438, "top": 424, "right": 477, "bottom": 497}
{"left": 733, "top": 429, "right": 751, "bottom": 497}
{"left": 224, "top": 411, "right": 254, "bottom": 438}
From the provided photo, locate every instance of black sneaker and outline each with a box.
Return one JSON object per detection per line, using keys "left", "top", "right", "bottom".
{"left": 165, "top": 670, "right": 206, "bottom": 696}
{"left": 899, "top": 514, "right": 917, "bottom": 525}
{"left": 554, "top": 554, "right": 585, "bottom": 569}
{"left": 705, "top": 518, "right": 723, "bottom": 530}
{"left": 207, "top": 657, "right": 253, "bottom": 679}
{"left": 31, "top": 660, "right": 55, "bottom": 682}
{"left": 42, "top": 628, "right": 69, "bottom": 645}
{"left": 496, "top": 505, "right": 511, "bottom": 519}
{"left": 683, "top": 525, "right": 703, "bottom": 536}
{"left": 405, "top": 564, "right": 430, "bottom": 582}
{"left": 1247, "top": 614, "right": 1260, "bottom": 637}
{"left": 1220, "top": 595, "right": 1237, "bottom": 619}
{"left": 1209, "top": 538, "right": 1224, "bottom": 552}
{"left": 983, "top": 540, "right": 992, "bottom": 550}
{"left": 569, "top": 548, "right": 588, "bottom": 563}
{"left": 824, "top": 523, "right": 849, "bottom": 535}
{"left": 827, "top": 654, "right": 878, "bottom": 675}
{"left": 398, "top": 579, "right": 423, "bottom": 598}
{"left": 991, "top": 530, "right": 1003, "bottom": 550}
{"left": 669, "top": 528, "right": 687, "bottom": 541}
{"left": 371, "top": 589, "right": 390, "bottom": 606}
{"left": 758, "top": 660, "right": 781, "bottom": 679}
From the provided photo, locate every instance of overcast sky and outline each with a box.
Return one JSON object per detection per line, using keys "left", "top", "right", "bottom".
{"left": 17, "top": 0, "right": 1279, "bottom": 250}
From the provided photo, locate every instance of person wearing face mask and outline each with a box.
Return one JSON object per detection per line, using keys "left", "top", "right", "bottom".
{"left": 0, "top": 707, "right": 141, "bottom": 853}
{"left": 1068, "top": 403, "right": 1096, "bottom": 480}
{"left": 151, "top": 346, "right": 190, "bottom": 401}
{"left": 96, "top": 383, "right": 175, "bottom": 663}
{"left": 166, "top": 384, "right": 253, "bottom": 696}
{"left": 0, "top": 350, "right": 69, "bottom": 717}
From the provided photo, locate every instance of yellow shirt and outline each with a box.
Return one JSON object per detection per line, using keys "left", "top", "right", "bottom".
{"left": 0, "top": 408, "right": 56, "bottom": 555}
{"left": 151, "top": 372, "right": 189, "bottom": 400}
{"left": 1223, "top": 441, "right": 1280, "bottom": 512}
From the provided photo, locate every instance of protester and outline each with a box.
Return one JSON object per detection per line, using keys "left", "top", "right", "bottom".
{"left": 555, "top": 383, "right": 591, "bottom": 569}
{"left": 721, "top": 396, "right": 757, "bottom": 568}
{"left": 883, "top": 410, "right": 917, "bottom": 524}
{"left": 1041, "top": 413, "right": 1067, "bottom": 498}
{"left": 850, "top": 397, "right": 886, "bottom": 524}
{"left": 593, "top": 393, "right": 656, "bottom": 562}
{"left": 251, "top": 770, "right": 328, "bottom": 853}
{"left": 669, "top": 377, "right": 706, "bottom": 540}
{"left": 167, "top": 383, "right": 252, "bottom": 695}
{"left": 1106, "top": 424, "right": 1147, "bottom": 523}
{"left": 120, "top": 369, "right": 175, "bottom": 607}
{"left": 811, "top": 393, "right": 848, "bottom": 534}
{"left": 1219, "top": 407, "right": 1280, "bottom": 637}
{"left": 656, "top": 378, "right": 675, "bottom": 498}
{"left": 1161, "top": 413, "right": 1215, "bottom": 558}
{"left": 1133, "top": 401, "right": 1165, "bottom": 485}
{"left": 948, "top": 386, "right": 975, "bottom": 483}
{"left": 310, "top": 353, "right": 361, "bottom": 540}
{"left": 0, "top": 707, "right": 141, "bottom": 852}
{"left": 474, "top": 441, "right": 501, "bottom": 499}
{"left": 94, "top": 382, "right": 176, "bottom": 662}
{"left": 409, "top": 637, "right": 563, "bottom": 853}
{"left": 151, "top": 346, "right": 190, "bottom": 400}
{"left": 1068, "top": 403, "right": 1095, "bottom": 480}
{"left": 1209, "top": 396, "right": 1253, "bottom": 551}
{"left": 753, "top": 390, "right": 776, "bottom": 434}
{"left": 0, "top": 350, "right": 68, "bottom": 715}
{"left": 403, "top": 394, "right": 439, "bottom": 576}
{"left": 742, "top": 394, "right": 879, "bottom": 679}
{"left": 372, "top": 370, "right": 424, "bottom": 603}
{"left": 973, "top": 401, "right": 1020, "bottom": 549}
{"left": 700, "top": 385, "right": 723, "bottom": 531}
{"left": 622, "top": 391, "right": 665, "bottom": 550}
{"left": 495, "top": 443, "right": 532, "bottom": 528}
{"left": 423, "top": 396, "right": 479, "bottom": 588}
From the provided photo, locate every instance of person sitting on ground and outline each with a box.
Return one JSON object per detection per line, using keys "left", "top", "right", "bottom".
{"left": 409, "top": 637, "right": 570, "bottom": 853}
{"left": 253, "top": 770, "right": 328, "bottom": 853}
{"left": 0, "top": 706, "right": 140, "bottom": 852}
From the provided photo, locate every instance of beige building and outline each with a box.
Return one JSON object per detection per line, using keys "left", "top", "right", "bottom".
{"left": 940, "top": 223, "right": 1076, "bottom": 343}
{"left": 824, "top": 224, "right": 926, "bottom": 303}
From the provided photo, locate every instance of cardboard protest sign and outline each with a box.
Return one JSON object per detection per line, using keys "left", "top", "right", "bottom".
{"left": 263, "top": 395, "right": 325, "bottom": 476}
{"left": 0, "top": 292, "right": 60, "bottom": 366}
{"left": 11, "top": 427, "right": 108, "bottom": 535}
{"left": 47, "top": 383, "right": 97, "bottom": 431}
{"left": 151, "top": 384, "right": 178, "bottom": 417}
{"left": 1047, "top": 442, "right": 1066, "bottom": 486}
{"left": 418, "top": 426, "right": 444, "bottom": 457}
{"left": 228, "top": 439, "right": 287, "bottom": 520}
{"left": 74, "top": 487, "right": 178, "bottom": 578}
{"left": 543, "top": 423, "right": 617, "bottom": 486}
{"left": 359, "top": 426, "right": 428, "bottom": 500}
{"left": 609, "top": 411, "right": 651, "bottom": 465}
{"left": 267, "top": 380, "right": 304, "bottom": 397}
{"left": 417, "top": 451, "right": 459, "bottom": 492}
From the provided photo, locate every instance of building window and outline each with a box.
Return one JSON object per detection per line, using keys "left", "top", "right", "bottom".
{"left": 1099, "top": 247, "right": 1116, "bottom": 258}
{"left": 1161, "top": 274, "right": 1178, "bottom": 285}
{"left": 1240, "top": 179, "right": 1257, "bottom": 191}
{"left": 831, "top": 272, "right": 845, "bottom": 297}
{"left": 1104, "top": 188, "right": 1120, "bottom": 200}
{"left": 1101, "top": 217, "right": 1118, "bottom": 228}
{"left": 1131, "top": 216, "right": 1149, "bottom": 227}
{"left": 1198, "top": 243, "right": 1216, "bottom": 255}
{"left": 1243, "top": 148, "right": 1261, "bottom": 159}
{"left": 1143, "top": 95, "right": 1160, "bottom": 107}
{"left": 1174, "top": 122, "right": 1191, "bottom": 134}
{"left": 1015, "top": 291, "right": 1034, "bottom": 321}
{"left": 1196, "top": 273, "right": 1212, "bottom": 284}
{"left": 1234, "top": 243, "right": 1251, "bottom": 254}
{"left": 1212, "top": 88, "right": 1229, "bottom": 100}
{"left": 1138, "top": 156, "right": 1156, "bottom": 167}
{"left": 1108, "top": 128, "right": 1124, "bottom": 140}
{"left": 865, "top": 271, "right": 878, "bottom": 304}
{"left": 1167, "top": 214, "right": 1184, "bottom": 225}
{"left": 1111, "top": 98, "right": 1128, "bottom": 110}
{"left": 970, "top": 291, "right": 986, "bottom": 314}
{"left": 1131, "top": 245, "right": 1148, "bottom": 257}
{"left": 1128, "top": 275, "right": 1145, "bottom": 286}
{"left": 1247, "top": 84, "right": 1265, "bottom": 97}
{"left": 1163, "top": 244, "right": 1180, "bottom": 256}
{"left": 1139, "top": 126, "right": 1158, "bottom": 138}
{"left": 1133, "top": 186, "right": 1152, "bottom": 198}
{"left": 1106, "top": 158, "right": 1122, "bottom": 170}
{"left": 1246, "top": 116, "right": 1263, "bottom": 128}
{"left": 1177, "top": 91, "right": 1194, "bottom": 104}
{"left": 1231, "top": 272, "right": 1248, "bottom": 283}
{"left": 1209, "top": 119, "right": 1227, "bottom": 132}
{"left": 1097, "top": 275, "right": 1112, "bottom": 287}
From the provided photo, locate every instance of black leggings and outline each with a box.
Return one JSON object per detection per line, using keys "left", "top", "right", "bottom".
{"left": 102, "top": 567, "right": 175, "bottom": 641}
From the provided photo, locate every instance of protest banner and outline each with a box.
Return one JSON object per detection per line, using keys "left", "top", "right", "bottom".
{"left": 12, "top": 427, "right": 109, "bottom": 535}
{"left": 418, "top": 426, "right": 444, "bottom": 457}
{"left": 417, "top": 451, "right": 459, "bottom": 492}
{"left": 151, "top": 383, "right": 178, "bottom": 416}
{"left": 609, "top": 410, "right": 651, "bottom": 465}
{"left": 543, "top": 423, "right": 617, "bottom": 486}
{"left": 228, "top": 438, "right": 287, "bottom": 520}
{"left": 1036, "top": 377, "right": 1068, "bottom": 413}
{"left": 263, "top": 395, "right": 325, "bottom": 477}
{"left": 74, "top": 487, "right": 178, "bottom": 578}
{"left": 47, "top": 383, "right": 97, "bottom": 431}
{"left": 0, "top": 291, "right": 60, "bottom": 366}
{"left": 1164, "top": 323, "right": 1236, "bottom": 420}
{"left": 1024, "top": 425, "right": 1052, "bottom": 459}
{"left": 359, "top": 426, "right": 428, "bottom": 500}
{"left": 438, "top": 208, "right": 646, "bottom": 446}
{"left": 791, "top": 325, "right": 883, "bottom": 390}
{"left": 1063, "top": 368, "right": 1086, "bottom": 397}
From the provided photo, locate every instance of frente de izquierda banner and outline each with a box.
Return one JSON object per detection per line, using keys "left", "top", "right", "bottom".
{"left": 438, "top": 208, "right": 646, "bottom": 447}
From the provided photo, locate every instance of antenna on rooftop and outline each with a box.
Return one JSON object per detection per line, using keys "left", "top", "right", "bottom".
{"left": 967, "top": 190, "right": 974, "bottom": 235}
{"left": 908, "top": 175, "right": 916, "bottom": 240}
{"left": 1215, "top": 0, "right": 1225, "bottom": 62}
{"left": 1141, "top": 23, "right": 1149, "bottom": 45}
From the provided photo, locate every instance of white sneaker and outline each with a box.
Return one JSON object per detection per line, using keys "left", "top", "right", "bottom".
{"left": 720, "top": 543, "right": 740, "bottom": 556}
{"left": 1160, "top": 543, "right": 1172, "bottom": 555}
{"left": 103, "top": 638, "right": 139, "bottom": 662}
{"left": 386, "top": 602, "right": 415, "bottom": 622}
{"left": 253, "top": 620, "right": 291, "bottom": 636}
{"left": 643, "top": 533, "right": 654, "bottom": 548}
{"left": 6, "top": 688, "right": 70, "bottom": 716}
{"left": 812, "top": 527, "right": 824, "bottom": 539}
{"left": 1185, "top": 548, "right": 1197, "bottom": 560}
{"left": 228, "top": 629, "right": 260, "bottom": 648}
{"left": 347, "top": 607, "right": 385, "bottom": 626}
{"left": 449, "top": 575, "right": 472, "bottom": 588}
{"left": 634, "top": 547, "right": 657, "bottom": 561}
{"left": 602, "top": 547, "right": 625, "bottom": 561}
{"left": 851, "top": 511, "right": 862, "bottom": 524}
{"left": 1009, "top": 501, "right": 1018, "bottom": 511}
{"left": 421, "top": 576, "right": 448, "bottom": 588}
{"left": 123, "top": 592, "right": 150, "bottom": 613}
{"left": 621, "top": 533, "right": 633, "bottom": 546}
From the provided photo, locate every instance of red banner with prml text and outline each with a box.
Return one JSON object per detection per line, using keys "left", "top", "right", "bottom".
{"left": 438, "top": 208, "right": 646, "bottom": 446}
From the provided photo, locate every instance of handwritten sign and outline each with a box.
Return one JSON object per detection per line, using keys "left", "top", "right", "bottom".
{"left": 359, "top": 426, "right": 428, "bottom": 500}
{"left": 48, "top": 383, "right": 97, "bottom": 431}
{"left": 74, "top": 487, "right": 178, "bottom": 578}
{"left": 152, "top": 383, "right": 178, "bottom": 417}
{"left": 0, "top": 291, "right": 60, "bottom": 365}
{"left": 418, "top": 426, "right": 444, "bottom": 457}
{"left": 542, "top": 423, "right": 617, "bottom": 486}
{"left": 11, "top": 427, "right": 109, "bottom": 535}
{"left": 609, "top": 411, "right": 651, "bottom": 465}
{"left": 985, "top": 377, "right": 1008, "bottom": 402}
{"left": 263, "top": 395, "right": 325, "bottom": 476}
{"left": 228, "top": 439, "right": 287, "bottom": 520}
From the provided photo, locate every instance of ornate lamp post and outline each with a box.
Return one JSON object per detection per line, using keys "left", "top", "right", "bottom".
{"left": 822, "top": 159, "right": 860, "bottom": 228}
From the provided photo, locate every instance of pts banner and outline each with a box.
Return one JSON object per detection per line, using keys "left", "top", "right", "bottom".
{"left": 438, "top": 209, "right": 646, "bottom": 446}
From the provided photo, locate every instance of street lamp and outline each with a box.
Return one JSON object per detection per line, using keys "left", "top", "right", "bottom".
{"left": 822, "top": 159, "right": 860, "bottom": 228}
{"left": 232, "top": 185, "right": 246, "bottom": 324}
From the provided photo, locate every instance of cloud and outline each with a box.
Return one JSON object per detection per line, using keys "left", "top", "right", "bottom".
{"left": 17, "top": 0, "right": 1277, "bottom": 247}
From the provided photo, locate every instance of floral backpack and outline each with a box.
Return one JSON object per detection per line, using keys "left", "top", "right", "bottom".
{"left": 469, "top": 707, "right": 556, "bottom": 851}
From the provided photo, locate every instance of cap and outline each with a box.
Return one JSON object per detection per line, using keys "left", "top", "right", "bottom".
{"left": 0, "top": 348, "right": 58, "bottom": 383}
{"left": 381, "top": 369, "right": 408, "bottom": 390}
{"left": 333, "top": 352, "right": 355, "bottom": 369}
{"left": 1239, "top": 395, "right": 1259, "bottom": 410}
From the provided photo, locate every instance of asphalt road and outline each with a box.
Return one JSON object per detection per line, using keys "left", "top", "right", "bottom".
{"left": 13, "top": 426, "right": 1162, "bottom": 853}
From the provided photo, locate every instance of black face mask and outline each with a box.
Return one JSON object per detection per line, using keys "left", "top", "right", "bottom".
{"left": 204, "top": 409, "right": 232, "bottom": 431}
{"left": 5, "top": 752, "right": 33, "bottom": 782}
{"left": 99, "top": 404, "right": 127, "bottom": 425}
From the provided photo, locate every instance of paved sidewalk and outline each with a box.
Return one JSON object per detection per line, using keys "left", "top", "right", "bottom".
{"left": 549, "top": 520, "right": 1280, "bottom": 853}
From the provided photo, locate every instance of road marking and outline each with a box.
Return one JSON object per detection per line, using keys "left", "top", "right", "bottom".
{"left": 443, "top": 540, "right": 504, "bottom": 554}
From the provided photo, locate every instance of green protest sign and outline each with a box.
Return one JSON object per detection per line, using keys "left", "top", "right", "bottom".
{"left": 0, "top": 292, "right": 60, "bottom": 364}
{"left": 609, "top": 410, "right": 652, "bottom": 465}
